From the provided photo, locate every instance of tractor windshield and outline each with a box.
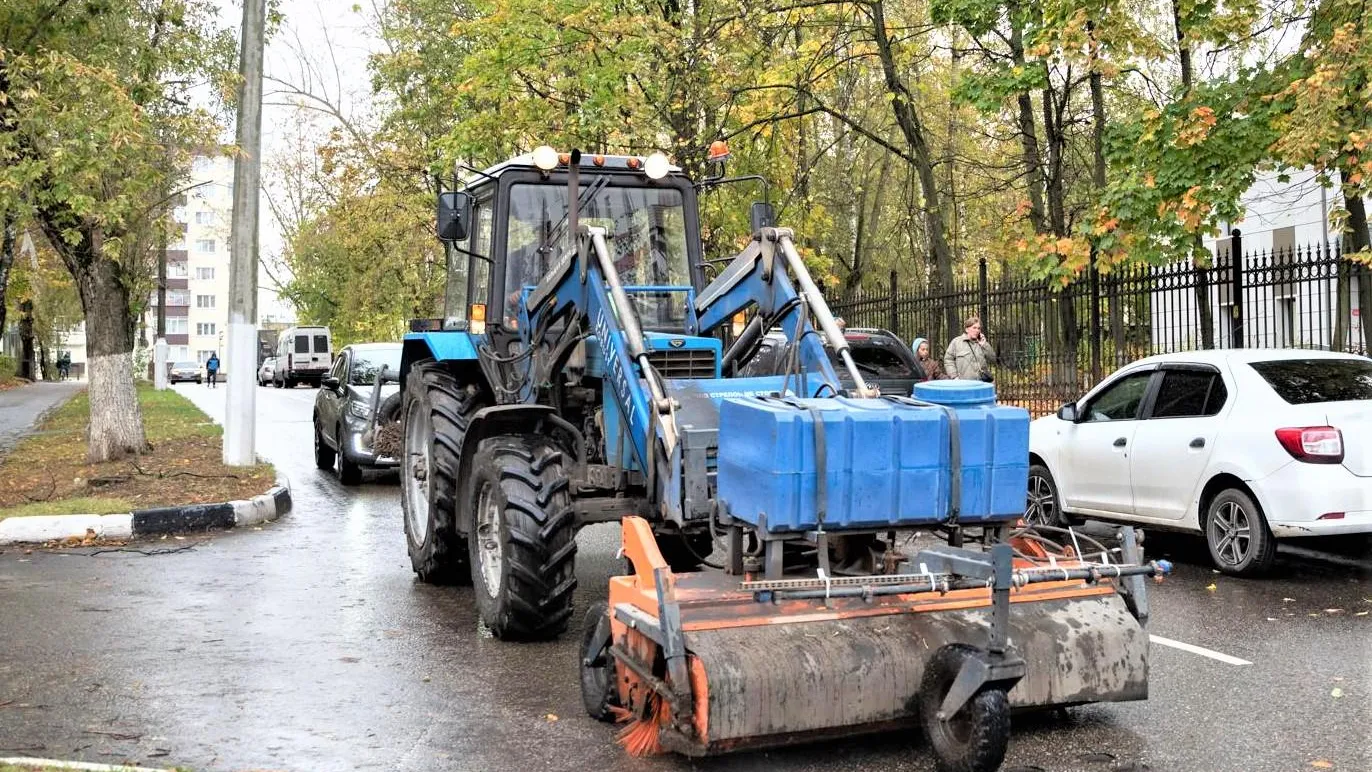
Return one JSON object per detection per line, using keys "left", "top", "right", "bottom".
{"left": 505, "top": 183, "right": 691, "bottom": 326}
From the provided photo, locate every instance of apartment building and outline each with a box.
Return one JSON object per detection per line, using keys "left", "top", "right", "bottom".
{"left": 148, "top": 154, "right": 236, "bottom": 370}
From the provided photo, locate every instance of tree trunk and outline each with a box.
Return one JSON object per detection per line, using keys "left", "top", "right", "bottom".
{"left": 40, "top": 221, "right": 147, "bottom": 462}
{"left": 0, "top": 214, "right": 14, "bottom": 340}
{"left": 1086, "top": 20, "right": 1121, "bottom": 369}
{"left": 1009, "top": 15, "right": 1047, "bottom": 235}
{"left": 18, "top": 299, "right": 35, "bottom": 380}
{"left": 870, "top": 0, "right": 957, "bottom": 339}
{"left": 1344, "top": 188, "right": 1371, "bottom": 353}
{"left": 1172, "top": 0, "right": 1214, "bottom": 348}
{"left": 38, "top": 340, "right": 52, "bottom": 382}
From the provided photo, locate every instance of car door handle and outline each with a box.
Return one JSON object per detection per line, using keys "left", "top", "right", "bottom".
{"left": 1113, "top": 437, "right": 1127, "bottom": 447}
{"left": 1189, "top": 437, "right": 1206, "bottom": 449}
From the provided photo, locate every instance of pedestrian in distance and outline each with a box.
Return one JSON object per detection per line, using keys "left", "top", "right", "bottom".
{"left": 206, "top": 352, "right": 220, "bottom": 388}
{"left": 910, "top": 337, "right": 947, "bottom": 381}
{"left": 943, "top": 316, "right": 995, "bottom": 382}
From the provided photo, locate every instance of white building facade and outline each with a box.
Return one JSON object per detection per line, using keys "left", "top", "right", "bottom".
{"left": 1148, "top": 170, "right": 1367, "bottom": 354}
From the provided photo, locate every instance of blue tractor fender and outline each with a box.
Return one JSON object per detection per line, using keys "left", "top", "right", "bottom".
{"left": 450, "top": 405, "right": 587, "bottom": 534}
{"left": 399, "top": 331, "right": 482, "bottom": 395}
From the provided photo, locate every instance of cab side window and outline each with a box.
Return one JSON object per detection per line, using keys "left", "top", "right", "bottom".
{"left": 1084, "top": 371, "right": 1154, "bottom": 422}
{"left": 469, "top": 198, "right": 494, "bottom": 309}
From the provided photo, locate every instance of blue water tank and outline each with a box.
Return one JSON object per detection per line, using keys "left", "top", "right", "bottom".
{"left": 913, "top": 380, "right": 1030, "bottom": 523}
{"left": 717, "top": 396, "right": 956, "bottom": 532}
{"left": 715, "top": 386, "right": 1030, "bottom": 533}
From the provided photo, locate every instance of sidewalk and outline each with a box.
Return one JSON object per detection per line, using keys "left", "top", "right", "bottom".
{"left": 0, "top": 381, "right": 83, "bottom": 459}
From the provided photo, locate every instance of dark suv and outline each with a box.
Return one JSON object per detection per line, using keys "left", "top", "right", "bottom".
{"left": 738, "top": 327, "right": 923, "bottom": 396}
{"left": 313, "top": 343, "right": 403, "bottom": 485}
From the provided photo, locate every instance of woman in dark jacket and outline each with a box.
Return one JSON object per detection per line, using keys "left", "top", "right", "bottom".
{"left": 911, "top": 337, "right": 946, "bottom": 381}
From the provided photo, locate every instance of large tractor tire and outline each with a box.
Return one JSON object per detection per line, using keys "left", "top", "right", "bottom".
{"left": 401, "top": 361, "right": 478, "bottom": 585}
{"left": 918, "top": 644, "right": 1011, "bottom": 772}
{"left": 467, "top": 434, "right": 577, "bottom": 641}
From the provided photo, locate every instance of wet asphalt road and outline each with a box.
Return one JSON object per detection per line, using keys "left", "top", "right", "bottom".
{"left": 0, "top": 381, "right": 84, "bottom": 456}
{"left": 0, "top": 383, "right": 1368, "bottom": 772}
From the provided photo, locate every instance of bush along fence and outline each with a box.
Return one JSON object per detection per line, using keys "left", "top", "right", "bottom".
{"left": 827, "top": 232, "right": 1371, "bottom": 417}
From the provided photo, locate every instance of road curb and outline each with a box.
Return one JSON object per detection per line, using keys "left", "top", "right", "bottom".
{"left": 0, "top": 757, "right": 176, "bottom": 772}
{"left": 0, "top": 475, "right": 292, "bottom": 545}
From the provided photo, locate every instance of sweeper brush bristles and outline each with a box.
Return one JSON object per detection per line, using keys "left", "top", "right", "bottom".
{"left": 613, "top": 693, "right": 668, "bottom": 757}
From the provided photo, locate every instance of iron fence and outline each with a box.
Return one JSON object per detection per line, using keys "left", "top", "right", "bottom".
{"left": 828, "top": 234, "right": 1370, "bottom": 417}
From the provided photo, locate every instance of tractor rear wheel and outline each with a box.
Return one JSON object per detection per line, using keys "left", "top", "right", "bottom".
{"left": 467, "top": 434, "right": 577, "bottom": 641}
{"left": 579, "top": 600, "right": 620, "bottom": 722}
{"left": 918, "top": 644, "right": 1011, "bottom": 772}
{"left": 401, "top": 361, "right": 478, "bottom": 585}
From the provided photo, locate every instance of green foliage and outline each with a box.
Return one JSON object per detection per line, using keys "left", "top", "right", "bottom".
{"left": 1101, "top": 75, "right": 1282, "bottom": 263}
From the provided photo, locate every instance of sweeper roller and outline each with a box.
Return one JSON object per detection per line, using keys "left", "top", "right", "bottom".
{"left": 582, "top": 518, "right": 1169, "bottom": 771}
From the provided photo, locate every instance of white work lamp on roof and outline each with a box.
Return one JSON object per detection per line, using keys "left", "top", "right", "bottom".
{"left": 532, "top": 145, "right": 559, "bottom": 171}
{"left": 644, "top": 152, "right": 671, "bottom": 180}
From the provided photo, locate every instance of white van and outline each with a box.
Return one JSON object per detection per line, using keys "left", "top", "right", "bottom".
{"left": 274, "top": 326, "right": 332, "bottom": 388}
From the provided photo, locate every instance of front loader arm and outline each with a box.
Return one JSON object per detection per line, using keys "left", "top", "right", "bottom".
{"left": 692, "top": 227, "right": 874, "bottom": 397}
{"left": 521, "top": 224, "right": 676, "bottom": 476}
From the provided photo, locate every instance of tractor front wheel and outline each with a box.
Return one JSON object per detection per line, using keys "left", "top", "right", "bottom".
{"left": 918, "top": 644, "right": 1011, "bottom": 772}
{"left": 400, "top": 362, "right": 477, "bottom": 585}
{"left": 467, "top": 434, "right": 577, "bottom": 641}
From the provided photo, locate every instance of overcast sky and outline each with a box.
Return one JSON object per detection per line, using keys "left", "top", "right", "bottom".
{"left": 216, "top": 0, "right": 381, "bottom": 323}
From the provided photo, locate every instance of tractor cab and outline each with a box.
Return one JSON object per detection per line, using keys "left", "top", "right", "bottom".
{"left": 431, "top": 149, "right": 706, "bottom": 340}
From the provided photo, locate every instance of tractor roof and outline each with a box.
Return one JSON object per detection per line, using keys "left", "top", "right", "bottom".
{"left": 474, "top": 151, "right": 684, "bottom": 181}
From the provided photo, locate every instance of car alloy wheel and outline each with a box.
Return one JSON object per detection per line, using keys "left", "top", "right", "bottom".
{"left": 1208, "top": 500, "right": 1252, "bottom": 567}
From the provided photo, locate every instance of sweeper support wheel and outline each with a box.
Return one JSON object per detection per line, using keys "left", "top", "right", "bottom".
{"left": 579, "top": 600, "right": 620, "bottom": 722}
{"left": 918, "top": 644, "right": 1012, "bottom": 772}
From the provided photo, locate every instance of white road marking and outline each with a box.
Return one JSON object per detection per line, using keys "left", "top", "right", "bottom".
{"left": 1149, "top": 634, "right": 1252, "bottom": 666}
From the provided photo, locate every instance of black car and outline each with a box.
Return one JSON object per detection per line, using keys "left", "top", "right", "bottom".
{"left": 313, "top": 343, "right": 403, "bottom": 485}
{"left": 738, "top": 327, "right": 923, "bottom": 396}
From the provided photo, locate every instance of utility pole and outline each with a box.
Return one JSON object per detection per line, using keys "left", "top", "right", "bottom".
{"left": 154, "top": 221, "right": 169, "bottom": 389}
{"left": 224, "top": 0, "right": 266, "bottom": 466}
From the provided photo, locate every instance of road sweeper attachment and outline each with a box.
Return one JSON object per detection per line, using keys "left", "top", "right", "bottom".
{"left": 580, "top": 379, "right": 1168, "bottom": 772}
{"left": 583, "top": 516, "right": 1169, "bottom": 772}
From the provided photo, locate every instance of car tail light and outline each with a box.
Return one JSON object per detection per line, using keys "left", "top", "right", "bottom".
{"left": 1275, "top": 426, "right": 1344, "bottom": 464}
{"left": 1317, "top": 512, "right": 1346, "bottom": 520}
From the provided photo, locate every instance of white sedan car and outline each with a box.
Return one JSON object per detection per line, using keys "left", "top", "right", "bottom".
{"left": 1027, "top": 349, "right": 1371, "bottom": 576}
{"left": 257, "top": 357, "right": 277, "bottom": 386}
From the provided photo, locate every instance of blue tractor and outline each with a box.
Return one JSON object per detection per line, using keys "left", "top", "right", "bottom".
{"left": 398, "top": 146, "right": 1168, "bottom": 772}
{"left": 398, "top": 145, "right": 874, "bottom": 638}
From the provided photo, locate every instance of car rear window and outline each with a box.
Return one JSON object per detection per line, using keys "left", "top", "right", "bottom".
{"left": 1250, "top": 359, "right": 1372, "bottom": 404}
{"left": 313, "top": 334, "right": 329, "bottom": 353}
{"left": 827, "top": 339, "right": 915, "bottom": 378}
{"left": 295, "top": 336, "right": 310, "bottom": 354}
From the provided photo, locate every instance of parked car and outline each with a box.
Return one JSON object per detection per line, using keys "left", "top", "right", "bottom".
{"left": 274, "top": 325, "right": 333, "bottom": 388}
{"left": 738, "top": 327, "right": 923, "bottom": 395}
{"left": 313, "top": 343, "right": 403, "bottom": 485}
{"left": 257, "top": 357, "right": 277, "bottom": 386}
{"left": 169, "top": 361, "right": 202, "bottom": 384}
{"left": 1027, "top": 349, "right": 1371, "bottom": 576}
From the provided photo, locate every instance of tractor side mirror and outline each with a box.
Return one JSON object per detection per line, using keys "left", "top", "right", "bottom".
{"left": 750, "top": 201, "right": 775, "bottom": 234}
{"left": 1056, "top": 402, "right": 1079, "bottom": 423}
{"left": 437, "top": 191, "right": 472, "bottom": 242}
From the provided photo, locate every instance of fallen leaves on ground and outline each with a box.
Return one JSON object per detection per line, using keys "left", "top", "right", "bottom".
{"left": 0, "top": 385, "right": 274, "bottom": 517}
